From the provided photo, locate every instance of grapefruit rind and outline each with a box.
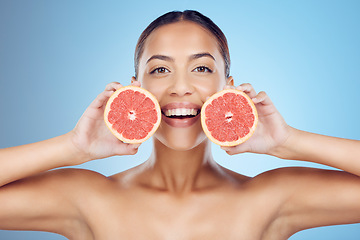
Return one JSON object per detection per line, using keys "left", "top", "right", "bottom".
{"left": 201, "top": 89, "right": 258, "bottom": 147}
{"left": 104, "top": 86, "right": 161, "bottom": 144}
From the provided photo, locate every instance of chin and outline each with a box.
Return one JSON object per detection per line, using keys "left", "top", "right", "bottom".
{"left": 154, "top": 129, "right": 208, "bottom": 151}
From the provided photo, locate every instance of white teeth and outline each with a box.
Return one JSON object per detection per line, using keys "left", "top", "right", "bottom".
{"left": 164, "top": 108, "right": 198, "bottom": 117}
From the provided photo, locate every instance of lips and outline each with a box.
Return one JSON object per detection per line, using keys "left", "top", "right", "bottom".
{"left": 161, "top": 102, "right": 201, "bottom": 128}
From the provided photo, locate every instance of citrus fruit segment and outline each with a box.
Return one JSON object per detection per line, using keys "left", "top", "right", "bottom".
{"left": 104, "top": 86, "right": 161, "bottom": 144}
{"left": 201, "top": 89, "right": 258, "bottom": 146}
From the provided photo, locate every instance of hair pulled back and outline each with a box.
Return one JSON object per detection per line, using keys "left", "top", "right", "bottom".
{"left": 134, "top": 10, "right": 230, "bottom": 78}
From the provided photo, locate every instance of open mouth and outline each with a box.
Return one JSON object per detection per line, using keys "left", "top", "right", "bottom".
{"left": 162, "top": 108, "right": 201, "bottom": 119}
{"left": 161, "top": 103, "right": 202, "bottom": 128}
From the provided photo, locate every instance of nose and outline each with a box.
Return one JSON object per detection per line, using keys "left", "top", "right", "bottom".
{"left": 167, "top": 73, "right": 195, "bottom": 97}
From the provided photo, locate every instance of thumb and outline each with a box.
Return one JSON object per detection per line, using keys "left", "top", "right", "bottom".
{"left": 114, "top": 142, "right": 141, "bottom": 156}
{"left": 221, "top": 143, "right": 249, "bottom": 155}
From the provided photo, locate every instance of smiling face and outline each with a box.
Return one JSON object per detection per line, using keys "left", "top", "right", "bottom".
{"left": 136, "top": 21, "right": 231, "bottom": 150}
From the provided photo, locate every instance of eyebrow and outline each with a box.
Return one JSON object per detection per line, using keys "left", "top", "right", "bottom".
{"left": 146, "top": 52, "right": 216, "bottom": 64}
{"left": 189, "top": 52, "right": 216, "bottom": 61}
{"left": 146, "top": 55, "right": 174, "bottom": 64}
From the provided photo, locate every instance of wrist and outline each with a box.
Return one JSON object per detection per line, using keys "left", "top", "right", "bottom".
{"left": 64, "top": 131, "right": 92, "bottom": 165}
{"left": 269, "top": 126, "right": 298, "bottom": 160}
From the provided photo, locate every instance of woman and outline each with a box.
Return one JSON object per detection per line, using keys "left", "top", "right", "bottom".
{"left": 0, "top": 10, "right": 359, "bottom": 240}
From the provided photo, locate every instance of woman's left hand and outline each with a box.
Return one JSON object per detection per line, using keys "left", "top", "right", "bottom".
{"left": 221, "top": 83, "right": 292, "bottom": 156}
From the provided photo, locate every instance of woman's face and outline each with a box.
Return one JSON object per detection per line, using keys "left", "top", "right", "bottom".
{"left": 136, "top": 21, "right": 231, "bottom": 150}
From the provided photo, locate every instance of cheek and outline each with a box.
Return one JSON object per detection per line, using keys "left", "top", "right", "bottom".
{"left": 141, "top": 80, "right": 167, "bottom": 102}
{"left": 137, "top": 73, "right": 165, "bottom": 98}
{"left": 194, "top": 75, "right": 226, "bottom": 100}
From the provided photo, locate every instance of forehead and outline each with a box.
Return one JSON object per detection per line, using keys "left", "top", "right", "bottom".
{"left": 140, "top": 21, "right": 222, "bottom": 62}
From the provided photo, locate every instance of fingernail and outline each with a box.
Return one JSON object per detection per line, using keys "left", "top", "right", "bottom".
{"left": 133, "top": 143, "right": 141, "bottom": 149}
{"left": 224, "top": 85, "right": 235, "bottom": 90}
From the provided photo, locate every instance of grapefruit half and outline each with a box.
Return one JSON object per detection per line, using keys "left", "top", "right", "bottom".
{"left": 104, "top": 86, "right": 161, "bottom": 144}
{"left": 201, "top": 89, "right": 258, "bottom": 146}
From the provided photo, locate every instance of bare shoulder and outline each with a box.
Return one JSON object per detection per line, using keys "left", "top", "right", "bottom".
{"left": 248, "top": 167, "right": 360, "bottom": 238}
{"left": 0, "top": 168, "right": 115, "bottom": 239}
{"left": 220, "top": 165, "right": 339, "bottom": 186}
{"left": 250, "top": 166, "right": 350, "bottom": 184}
{"left": 17, "top": 168, "right": 111, "bottom": 188}
{"left": 243, "top": 166, "right": 359, "bottom": 198}
{"left": 6, "top": 168, "right": 118, "bottom": 203}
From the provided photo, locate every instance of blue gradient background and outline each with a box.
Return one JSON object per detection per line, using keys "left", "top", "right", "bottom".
{"left": 0, "top": 0, "right": 359, "bottom": 239}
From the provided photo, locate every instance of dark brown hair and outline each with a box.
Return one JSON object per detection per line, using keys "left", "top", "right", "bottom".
{"left": 134, "top": 10, "right": 230, "bottom": 78}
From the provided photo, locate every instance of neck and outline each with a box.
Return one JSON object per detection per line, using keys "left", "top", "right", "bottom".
{"left": 143, "top": 139, "right": 221, "bottom": 194}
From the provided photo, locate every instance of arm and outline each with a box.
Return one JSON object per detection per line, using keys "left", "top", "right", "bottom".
{"left": 0, "top": 82, "right": 139, "bottom": 187}
{"left": 0, "top": 82, "right": 139, "bottom": 234}
{"left": 272, "top": 128, "right": 360, "bottom": 176}
{"left": 221, "top": 83, "right": 360, "bottom": 234}
{"left": 258, "top": 167, "right": 360, "bottom": 237}
{"left": 0, "top": 133, "right": 80, "bottom": 187}
{"left": 0, "top": 168, "right": 97, "bottom": 238}
{"left": 222, "top": 83, "right": 360, "bottom": 177}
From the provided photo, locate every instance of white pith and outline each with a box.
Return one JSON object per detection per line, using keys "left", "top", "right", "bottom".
{"left": 164, "top": 108, "right": 199, "bottom": 117}
{"left": 128, "top": 111, "right": 136, "bottom": 120}
{"left": 225, "top": 112, "right": 233, "bottom": 122}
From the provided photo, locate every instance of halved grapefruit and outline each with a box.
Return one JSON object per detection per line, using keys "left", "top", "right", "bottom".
{"left": 104, "top": 86, "right": 161, "bottom": 144}
{"left": 201, "top": 89, "right": 258, "bottom": 146}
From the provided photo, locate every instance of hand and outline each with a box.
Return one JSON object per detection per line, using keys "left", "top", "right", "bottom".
{"left": 221, "top": 83, "right": 292, "bottom": 156}
{"left": 70, "top": 81, "right": 142, "bottom": 163}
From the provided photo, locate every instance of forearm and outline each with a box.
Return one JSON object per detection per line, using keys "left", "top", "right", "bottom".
{"left": 0, "top": 132, "right": 86, "bottom": 186}
{"left": 272, "top": 127, "right": 360, "bottom": 176}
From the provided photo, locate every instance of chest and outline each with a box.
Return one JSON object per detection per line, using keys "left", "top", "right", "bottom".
{"left": 79, "top": 190, "right": 285, "bottom": 240}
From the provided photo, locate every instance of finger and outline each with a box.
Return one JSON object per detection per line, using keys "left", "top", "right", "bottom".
{"left": 91, "top": 91, "right": 112, "bottom": 109}
{"left": 91, "top": 83, "right": 122, "bottom": 109}
{"left": 131, "top": 143, "right": 141, "bottom": 149}
{"left": 131, "top": 78, "right": 142, "bottom": 87}
{"left": 252, "top": 91, "right": 273, "bottom": 105}
{"left": 221, "top": 143, "right": 249, "bottom": 155}
{"left": 126, "top": 143, "right": 141, "bottom": 155}
{"left": 116, "top": 142, "right": 141, "bottom": 156}
{"left": 105, "top": 82, "right": 123, "bottom": 91}
{"left": 220, "top": 146, "right": 236, "bottom": 155}
{"left": 237, "top": 83, "right": 257, "bottom": 98}
{"left": 223, "top": 85, "right": 235, "bottom": 90}
{"left": 223, "top": 84, "right": 235, "bottom": 90}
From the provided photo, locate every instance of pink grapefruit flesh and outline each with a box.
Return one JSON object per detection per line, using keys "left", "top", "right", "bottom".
{"left": 201, "top": 89, "right": 258, "bottom": 146}
{"left": 104, "top": 86, "right": 161, "bottom": 144}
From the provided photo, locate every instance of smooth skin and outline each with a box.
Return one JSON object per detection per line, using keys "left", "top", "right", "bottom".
{"left": 1, "top": 21, "right": 360, "bottom": 240}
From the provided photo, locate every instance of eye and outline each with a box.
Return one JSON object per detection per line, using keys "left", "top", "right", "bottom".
{"left": 193, "top": 66, "right": 213, "bottom": 73}
{"left": 150, "top": 67, "right": 170, "bottom": 74}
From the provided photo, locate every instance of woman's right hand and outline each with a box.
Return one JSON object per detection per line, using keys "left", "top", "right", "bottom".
{"left": 70, "top": 81, "right": 142, "bottom": 164}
